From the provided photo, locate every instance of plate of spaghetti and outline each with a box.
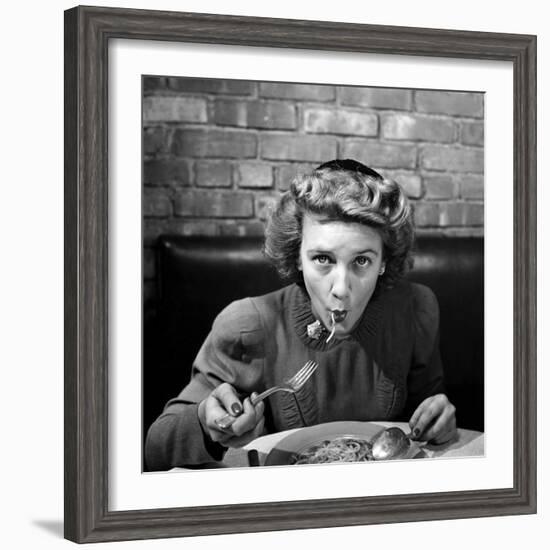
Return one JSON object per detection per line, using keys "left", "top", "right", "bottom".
{"left": 291, "top": 436, "right": 374, "bottom": 464}
{"left": 265, "top": 421, "right": 422, "bottom": 466}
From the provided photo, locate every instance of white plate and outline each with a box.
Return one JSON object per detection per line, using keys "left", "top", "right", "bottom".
{"left": 265, "top": 421, "right": 424, "bottom": 466}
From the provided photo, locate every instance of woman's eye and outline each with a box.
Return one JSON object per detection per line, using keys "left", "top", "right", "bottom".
{"left": 313, "top": 254, "right": 331, "bottom": 265}
{"left": 355, "top": 256, "right": 371, "bottom": 267}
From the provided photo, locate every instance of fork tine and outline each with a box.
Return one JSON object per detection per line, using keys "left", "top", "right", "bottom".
{"left": 294, "top": 363, "right": 317, "bottom": 389}
{"left": 287, "top": 360, "right": 315, "bottom": 385}
{"left": 292, "top": 360, "right": 318, "bottom": 388}
{"left": 286, "top": 361, "right": 308, "bottom": 385}
{"left": 299, "top": 360, "right": 317, "bottom": 380}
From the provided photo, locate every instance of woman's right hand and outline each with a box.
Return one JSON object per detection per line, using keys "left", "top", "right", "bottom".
{"left": 198, "top": 383, "right": 265, "bottom": 448}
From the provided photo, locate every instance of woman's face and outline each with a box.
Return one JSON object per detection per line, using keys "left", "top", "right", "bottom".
{"left": 299, "top": 213, "right": 385, "bottom": 339}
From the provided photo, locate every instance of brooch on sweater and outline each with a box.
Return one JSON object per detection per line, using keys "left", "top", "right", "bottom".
{"left": 307, "top": 311, "right": 340, "bottom": 343}
{"left": 306, "top": 319, "right": 325, "bottom": 340}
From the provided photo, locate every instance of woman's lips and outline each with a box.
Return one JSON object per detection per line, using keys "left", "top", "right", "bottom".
{"left": 330, "top": 309, "right": 347, "bottom": 323}
{"left": 325, "top": 309, "right": 349, "bottom": 344}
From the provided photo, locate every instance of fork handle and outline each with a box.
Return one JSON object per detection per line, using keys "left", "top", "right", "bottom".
{"left": 214, "top": 388, "right": 289, "bottom": 430}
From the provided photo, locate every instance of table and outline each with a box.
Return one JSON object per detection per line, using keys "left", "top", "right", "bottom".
{"left": 222, "top": 421, "right": 484, "bottom": 468}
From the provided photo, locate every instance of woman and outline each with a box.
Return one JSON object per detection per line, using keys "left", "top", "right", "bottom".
{"left": 145, "top": 159, "right": 457, "bottom": 470}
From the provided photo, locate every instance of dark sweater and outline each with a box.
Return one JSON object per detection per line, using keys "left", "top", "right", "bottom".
{"left": 145, "top": 281, "right": 444, "bottom": 470}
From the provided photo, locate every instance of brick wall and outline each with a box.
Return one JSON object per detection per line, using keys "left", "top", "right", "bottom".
{"left": 143, "top": 77, "right": 484, "bottom": 315}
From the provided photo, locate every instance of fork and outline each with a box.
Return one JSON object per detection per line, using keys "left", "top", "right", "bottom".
{"left": 214, "top": 360, "right": 318, "bottom": 430}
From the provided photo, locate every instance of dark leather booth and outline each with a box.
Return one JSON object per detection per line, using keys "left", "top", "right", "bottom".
{"left": 143, "top": 235, "right": 484, "bottom": 439}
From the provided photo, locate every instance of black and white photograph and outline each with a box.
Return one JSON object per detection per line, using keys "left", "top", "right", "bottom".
{"left": 142, "top": 77, "right": 485, "bottom": 472}
{"left": 55, "top": 3, "right": 538, "bottom": 545}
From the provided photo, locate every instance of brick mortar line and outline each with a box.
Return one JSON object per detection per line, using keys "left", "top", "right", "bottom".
{"left": 141, "top": 165, "right": 484, "bottom": 177}
{"left": 142, "top": 108, "right": 482, "bottom": 120}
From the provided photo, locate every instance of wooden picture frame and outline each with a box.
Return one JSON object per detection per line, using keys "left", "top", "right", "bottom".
{"left": 64, "top": 5, "right": 536, "bottom": 543}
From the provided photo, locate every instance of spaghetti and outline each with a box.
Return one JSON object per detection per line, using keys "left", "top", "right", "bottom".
{"left": 291, "top": 436, "right": 374, "bottom": 465}
{"left": 325, "top": 312, "right": 337, "bottom": 344}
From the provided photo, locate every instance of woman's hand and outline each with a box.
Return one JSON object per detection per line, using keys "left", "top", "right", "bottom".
{"left": 198, "top": 383, "right": 265, "bottom": 449}
{"left": 408, "top": 393, "right": 457, "bottom": 444}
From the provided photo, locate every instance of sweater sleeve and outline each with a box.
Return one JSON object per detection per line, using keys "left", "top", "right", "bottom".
{"left": 404, "top": 283, "right": 446, "bottom": 416}
{"left": 145, "top": 298, "right": 266, "bottom": 471}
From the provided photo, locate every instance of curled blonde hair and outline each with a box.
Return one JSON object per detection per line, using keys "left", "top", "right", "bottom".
{"left": 264, "top": 159, "right": 415, "bottom": 289}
